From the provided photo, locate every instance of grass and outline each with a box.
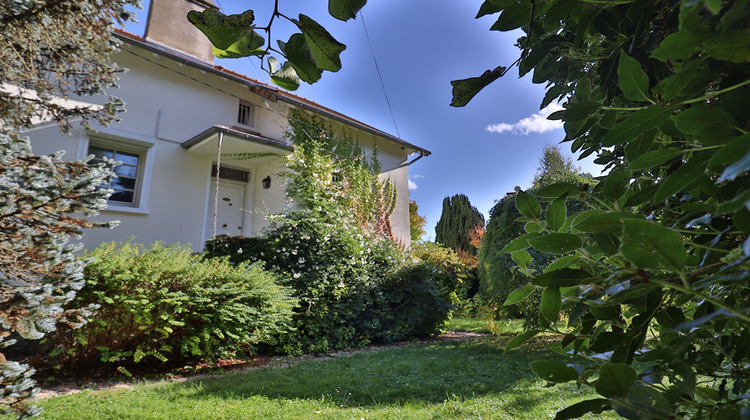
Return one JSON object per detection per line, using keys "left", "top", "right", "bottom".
{"left": 447, "top": 317, "right": 525, "bottom": 335}
{"left": 27, "top": 319, "right": 618, "bottom": 420}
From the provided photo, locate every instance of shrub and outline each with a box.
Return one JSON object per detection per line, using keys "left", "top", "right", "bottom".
{"left": 50, "top": 242, "right": 296, "bottom": 367}
{"left": 205, "top": 210, "right": 460, "bottom": 354}
{"left": 374, "top": 263, "right": 457, "bottom": 342}
{"left": 250, "top": 209, "right": 406, "bottom": 354}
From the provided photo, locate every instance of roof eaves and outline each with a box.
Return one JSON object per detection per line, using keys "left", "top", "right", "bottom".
{"left": 113, "top": 29, "right": 431, "bottom": 157}
{"left": 182, "top": 125, "right": 295, "bottom": 151}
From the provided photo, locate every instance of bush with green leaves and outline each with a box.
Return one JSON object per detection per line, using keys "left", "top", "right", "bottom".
{"left": 50, "top": 242, "right": 296, "bottom": 367}
{"left": 454, "top": 0, "right": 750, "bottom": 418}
{"left": 204, "top": 211, "right": 460, "bottom": 354}
{"left": 478, "top": 195, "right": 547, "bottom": 323}
{"left": 207, "top": 209, "right": 404, "bottom": 354}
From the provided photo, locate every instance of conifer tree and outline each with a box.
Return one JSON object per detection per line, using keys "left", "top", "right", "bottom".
{"left": 1, "top": 0, "right": 136, "bottom": 416}
{"left": 435, "top": 194, "right": 484, "bottom": 255}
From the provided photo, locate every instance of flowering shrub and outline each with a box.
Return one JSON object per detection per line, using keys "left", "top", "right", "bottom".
{"left": 205, "top": 209, "right": 459, "bottom": 354}
{"left": 49, "top": 242, "right": 296, "bottom": 367}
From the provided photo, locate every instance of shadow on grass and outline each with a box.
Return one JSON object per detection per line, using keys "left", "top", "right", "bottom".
{"left": 159, "top": 338, "right": 573, "bottom": 409}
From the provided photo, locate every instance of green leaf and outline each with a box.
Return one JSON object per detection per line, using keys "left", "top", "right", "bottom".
{"left": 554, "top": 399, "right": 611, "bottom": 420}
{"left": 187, "top": 9, "right": 265, "bottom": 58}
{"left": 717, "top": 149, "right": 750, "bottom": 183}
{"left": 717, "top": 189, "right": 750, "bottom": 214}
{"left": 531, "top": 360, "right": 579, "bottom": 383}
{"left": 515, "top": 191, "right": 542, "bottom": 220}
{"left": 601, "top": 107, "right": 673, "bottom": 147}
{"left": 505, "top": 329, "right": 542, "bottom": 351}
{"left": 328, "top": 0, "right": 366, "bottom": 21}
{"left": 450, "top": 67, "right": 505, "bottom": 107}
{"left": 294, "top": 14, "right": 346, "bottom": 72}
{"left": 595, "top": 233, "right": 621, "bottom": 256}
{"left": 650, "top": 18, "right": 707, "bottom": 62}
{"left": 541, "top": 287, "right": 561, "bottom": 322}
{"left": 573, "top": 211, "right": 639, "bottom": 234}
{"left": 670, "top": 308, "right": 737, "bottom": 332}
{"left": 655, "top": 306, "right": 686, "bottom": 329}
{"left": 672, "top": 105, "right": 735, "bottom": 146}
{"left": 546, "top": 198, "right": 567, "bottom": 232}
{"left": 704, "top": 29, "right": 750, "bottom": 63}
{"left": 529, "top": 233, "right": 582, "bottom": 254}
{"left": 672, "top": 363, "right": 696, "bottom": 395}
{"left": 621, "top": 219, "right": 687, "bottom": 271}
{"left": 504, "top": 284, "right": 537, "bottom": 306}
{"left": 476, "top": 0, "right": 513, "bottom": 18}
{"left": 564, "top": 101, "right": 601, "bottom": 122}
{"left": 595, "top": 363, "right": 637, "bottom": 398}
{"left": 544, "top": 256, "right": 582, "bottom": 273}
{"left": 511, "top": 250, "right": 533, "bottom": 269}
{"left": 535, "top": 183, "right": 584, "bottom": 199}
{"left": 617, "top": 53, "right": 651, "bottom": 102}
{"left": 524, "top": 222, "right": 544, "bottom": 233}
{"left": 278, "top": 34, "right": 322, "bottom": 84}
{"left": 709, "top": 134, "right": 750, "bottom": 167}
{"left": 268, "top": 57, "right": 301, "bottom": 91}
{"left": 500, "top": 232, "right": 542, "bottom": 253}
{"left": 628, "top": 148, "right": 684, "bottom": 170}
{"left": 534, "top": 268, "right": 591, "bottom": 287}
{"left": 599, "top": 167, "right": 632, "bottom": 202}
{"left": 490, "top": 1, "right": 531, "bottom": 31}
{"left": 654, "top": 152, "right": 709, "bottom": 202}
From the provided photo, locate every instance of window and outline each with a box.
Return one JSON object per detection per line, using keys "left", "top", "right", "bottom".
{"left": 237, "top": 100, "right": 255, "bottom": 127}
{"left": 89, "top": 144, "right": 143, "bottom": 205}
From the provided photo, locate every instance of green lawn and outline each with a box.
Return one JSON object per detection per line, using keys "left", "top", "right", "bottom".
{"left": 32, "top": 329, "right": 617, "bottom": 419}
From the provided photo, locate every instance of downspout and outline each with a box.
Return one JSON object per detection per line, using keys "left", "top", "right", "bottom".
{"left": 405, "top": 150, "right": 426, "bottom": 166}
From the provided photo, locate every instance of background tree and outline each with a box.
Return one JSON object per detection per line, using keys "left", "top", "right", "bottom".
{"left": 409, "top": 200, "right": 427, "bottom": 243}
{"left": 435, "top": 194, "right": 485, "bottom": 256}
{"left": 1, "top": 0, "right": 136, "bottom": 416}
{"left": 435, "top": 194, "right": 485, "bottom": 304}
{"left": 532, "top": 144, "right": 592, "bottom": 189}
{"left": 479, "top": 146, "right": 591, "bottom": 325}
{"left": 455, "top": 0, "right": 750, "bottom": 418}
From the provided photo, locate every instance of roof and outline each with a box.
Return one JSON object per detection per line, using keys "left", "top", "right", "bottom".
{"left": 113, "top": 29, "right": 431, "bottom": 157}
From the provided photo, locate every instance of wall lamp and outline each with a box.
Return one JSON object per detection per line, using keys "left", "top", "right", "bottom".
{"left": 261, "top": 176, "right": 271, "bottom": 189}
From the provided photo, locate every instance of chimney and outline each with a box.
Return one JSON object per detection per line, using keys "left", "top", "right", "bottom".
{"left": 144, "top": 0, "right": 217, "bottom": 63}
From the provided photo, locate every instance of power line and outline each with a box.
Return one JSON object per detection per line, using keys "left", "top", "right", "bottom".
{"left": 359, "top": 10, "right": 400, "bottom": 139}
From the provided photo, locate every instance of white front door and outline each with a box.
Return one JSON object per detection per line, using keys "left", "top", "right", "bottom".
{"left": 206, "top": 178, "right": 246, "bottom": 238}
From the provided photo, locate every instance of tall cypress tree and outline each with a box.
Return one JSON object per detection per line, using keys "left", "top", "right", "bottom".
{"left": 434, "top": 194, "right": 484, "bottom": 255}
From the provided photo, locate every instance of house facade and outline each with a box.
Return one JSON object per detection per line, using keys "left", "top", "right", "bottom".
{"left": 27, "top": 0, "right": 429, "bottom": 251}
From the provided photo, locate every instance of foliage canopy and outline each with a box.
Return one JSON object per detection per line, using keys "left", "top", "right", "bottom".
{"left": 456, "top": 0, "right": 750, "bottom": 418}
{"left": 1, "top": 0, "right": 136, "bottom": 416}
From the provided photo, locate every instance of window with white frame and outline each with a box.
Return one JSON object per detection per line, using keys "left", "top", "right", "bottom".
{"left": 88, "top": 143, "right": 144, "bottom": 205}
{"left": 237, "top": 100, "right": 255, "bottom": 127}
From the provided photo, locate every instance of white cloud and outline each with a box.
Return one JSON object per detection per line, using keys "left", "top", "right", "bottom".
{"left": 486, "top": 103, "right": 564, "bottom": 135}
{"left": 409, "top": 175, "right": 423, "bottom": 190}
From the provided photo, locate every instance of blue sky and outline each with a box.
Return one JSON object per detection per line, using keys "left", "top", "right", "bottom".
{"left": 122, "top": 0, "right": 603, "bottom": 240}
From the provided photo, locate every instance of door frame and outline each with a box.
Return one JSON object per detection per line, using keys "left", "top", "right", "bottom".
{"left": 201, "top": 164, "right": 255, "bottom": 245}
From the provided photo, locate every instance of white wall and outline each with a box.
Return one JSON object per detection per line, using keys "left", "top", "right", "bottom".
{"left": 25, "top": 41, "right": 416, "bottom": 251}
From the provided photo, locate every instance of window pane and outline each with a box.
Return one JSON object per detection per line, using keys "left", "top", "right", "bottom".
{"left": 89, "top": 146, "right": 114, "bottom": 160}
{"left": 116, "top": 151, "right": 140, "bottom": 166}
{"left": 114, "top": 164, "right": 138, "bottom": 178}
{"left": 112, "top": 177, "right": 136, "bottom": 190}
{"left": 109, "top": 190, "right": 134, "bottom": 203}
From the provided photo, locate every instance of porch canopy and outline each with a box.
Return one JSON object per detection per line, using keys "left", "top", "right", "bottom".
{"left": 182, "top": 125, "right": 293, "bottom": 164}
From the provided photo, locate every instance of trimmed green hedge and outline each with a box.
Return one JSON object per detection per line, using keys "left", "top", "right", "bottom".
{"left": 51, "top": 242, "right": 296, "bottom": 367}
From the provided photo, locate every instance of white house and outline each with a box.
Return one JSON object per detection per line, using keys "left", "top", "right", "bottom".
{"left": 26, "top": 0, "right": 430, "bottom": 251}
